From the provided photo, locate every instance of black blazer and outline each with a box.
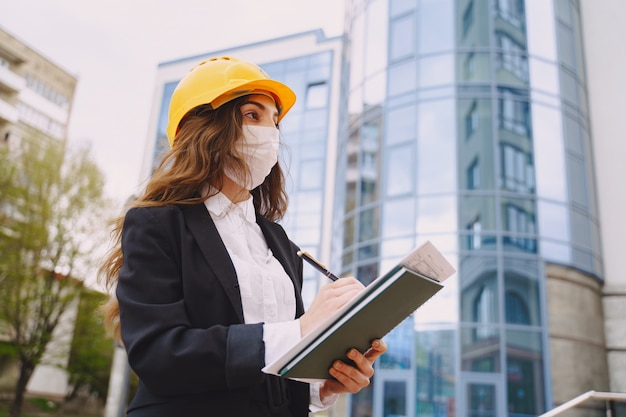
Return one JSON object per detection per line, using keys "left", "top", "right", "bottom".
{"left": 116, "top": 203, "right": 309, "bottom": 416}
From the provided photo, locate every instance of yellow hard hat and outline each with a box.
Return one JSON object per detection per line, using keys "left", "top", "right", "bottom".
{"left": 166, "top": 56, "right": 296, "bottom": 146}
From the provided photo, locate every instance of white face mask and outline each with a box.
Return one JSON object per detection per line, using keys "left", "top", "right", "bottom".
{"left": 224, "top": 125, "right": 280, "bottom": 190}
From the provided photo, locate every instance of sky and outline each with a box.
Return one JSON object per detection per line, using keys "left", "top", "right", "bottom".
{"left": 0, "top": 0, "right": 344, "bottom": 206}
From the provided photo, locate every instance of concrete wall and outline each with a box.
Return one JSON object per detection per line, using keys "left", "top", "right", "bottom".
{"left": 546, "top": 264, "right": 609, "bottom": 407}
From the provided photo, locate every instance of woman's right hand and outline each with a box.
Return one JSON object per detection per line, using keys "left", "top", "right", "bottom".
{"left": 299, "top": 277, "right": 365, "bottom": 337}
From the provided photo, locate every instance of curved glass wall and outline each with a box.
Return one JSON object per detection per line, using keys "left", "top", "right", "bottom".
{"left": 337, "top": 0, "right": 600, "bottom": 415}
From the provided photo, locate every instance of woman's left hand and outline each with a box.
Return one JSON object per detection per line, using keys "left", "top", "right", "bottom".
{"left": 319, "top": 339, "right": 388, "bottom": 399}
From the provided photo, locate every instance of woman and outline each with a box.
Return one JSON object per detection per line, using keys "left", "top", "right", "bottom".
{"left": 99, "top": 56, "right": 386, "bottom": 416}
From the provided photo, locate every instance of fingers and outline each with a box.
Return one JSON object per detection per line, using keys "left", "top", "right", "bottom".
{"left": 364, "top": 339, "right": 388, "bottom": 362}
{"left": 328, "top": 355, "right": 371, "bottom": 394}
{"left": 300, "top": 278, "right": 365, "bottom": 336}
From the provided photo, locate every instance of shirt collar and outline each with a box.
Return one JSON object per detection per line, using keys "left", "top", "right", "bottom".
{"left": 204, "top": 190, "right": 256, "bottom": 223}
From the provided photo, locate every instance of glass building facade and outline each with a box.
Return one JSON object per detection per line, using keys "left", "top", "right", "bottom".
{"left": 335, "top": 0, "right": 601, "bottom": 416}
{"left": 145, "top": 2, "right": 614, "bottom": 414}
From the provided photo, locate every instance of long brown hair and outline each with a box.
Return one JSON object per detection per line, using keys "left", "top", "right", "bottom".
{"left": 99, "top": 96, "right": 288, "bottom": 340}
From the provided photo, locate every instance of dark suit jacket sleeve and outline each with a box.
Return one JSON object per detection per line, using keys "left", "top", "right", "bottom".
{"left": 117, "top": 205, "right": 269, "bottom": 397}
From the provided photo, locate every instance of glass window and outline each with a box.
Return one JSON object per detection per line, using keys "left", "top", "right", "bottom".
{"left": 529, "top": 58, "right": 559, "bottom": 96}
{"left": 418, "top": 0, "right": 454, "bottom": 54}
{"left": 496, "top": 0, "right": 525, "bottom": 28}
{"left": 298, "top": 160, "right": 323, "bottom": 190}
{"left": 461, "top": 325, "right": 500, "bottom": 372}
{"left": 557, "top": 23, "right": 576, "bottom": 70}
{"left": 385, "top": 144, "right": 414, "bottom": 196}
{"left": 295, "top": 190, "right": 323, "bottom": 213}
{"left": 383, "top": 198, "right": 415, "bottom": 238}
{"left": 468, "top": 383, "right": 497, "bottom": 414}
{"left": 503, "top": 201, "right": 537, "bottom": 253}
{"left": 505, "top": 293, "right": 529, "bottom": 324}
{"left": 385, "top": 104, "right": 416, "bottom": 145}
{"left": 465, "top": 101, "right": 479, "bottom": 140}
{"left": 358, "top": 207, "right": 379, "bottom": 242}
{"left": 303, "top": 109, "right": 328, "bottom": 130}
{"left": 390, "top": 14, "right": 415, "bottom": 61}
{"left": 462, "top": 0, "right": 474, "bottom": 37}
{"left": 537, "top": 200, "right": 570, "bottom": 244}
{"left": 525, "top": 0, "right": 557, "bottom": 61}
{"left": 380, "top": 318, "right": 413, "bottom": 369}
{"left": 501, "top": 144, "right": 534, "bottom": 193}
{"left": 417, "top": 99, "right": 456, "bottom": 194}
{"left": 365, "top": 0, "right": 388, "bottom": 76}
{"left": 568, "top": 155, "right": 588, "bottom": 207}
{"left": 498, "top": 89, "right": 530, "bottom": 136}
{"left": 418, "top": 53, "right": 454, "bottom": 88}
{"left": 390, "top": 0, "right": 415, "bottom": 17}
{"left": 305, "top": 82, "right": 328, "bottom": 109}
{"left": 415, "top": 330, "right": 456, "bottom": 413}
{"left": 388, "top": 59, "right": 417, "bottom": 97}
{"left": 383, "top": 381, "right": 407, "bottom": 416}
{"left": 506, "top": 330, "right": 545, "bottom": 415}
{"left": 532, "top": 104, "right": 568, "bottom": 201}
{"left": 416, "top": 196, "right": 457, "bottom": 234}
{"left": 468, "top": 158, "right": 480, "bottom": 189}
{"left": 496, "top": 31, "right": 529, "bottom": 82}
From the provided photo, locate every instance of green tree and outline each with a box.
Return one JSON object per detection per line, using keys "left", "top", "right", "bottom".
{"left": 0, "top": 134, "right": 108, "bottom": 417}
{"left": 66, "top": 288, "right": 114, "bottom": 402}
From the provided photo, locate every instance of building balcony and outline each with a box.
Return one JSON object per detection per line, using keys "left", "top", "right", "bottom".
{"left": 0, "top": 96, "right": 18, "bottom": 123}
{"left": 0, "top": 65, "right": 26, "bottom": 93}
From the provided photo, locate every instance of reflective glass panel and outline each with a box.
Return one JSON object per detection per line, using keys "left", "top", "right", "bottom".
{"left": 506, "top": 330, "right": 545, "bottom": 415}
{"left": 418, "top": 0, "right": 454, "bottom": 54}
{"left": 382, "top": 198, "right": 416, "bottom": 238}
{"left": 418, "top": 54, "right": 454, "bottom": 88}
{"left": 365, "top": 0, "right": 389, "bottom": 76}
{"left": 460, "top": 255, "right": 499, "bottom": 324}
{"left": 532, "top": 104, "right": 568, "bottom": 201}
{"left": 390, "top": 14, "right": 415, "bottom": 61}
{"left": 537, "top": 200, "right": 570, "bottom": 243}
{"left": 388, "top": 59, "right": 417, "bottom": 97}
{"left": 415, "top": 329, "right": 456, "bottom": 414}
{"left": 383, "top": 381, "right": 407, "bottom": 417}
{"left": 385, "top": 104, "right": 417, "bottom": 145}
{"left": 385, "top": 144, "right": 415, "bottom": 196}
{"left": 417, "top": 99, "right": 456, "bottom": 194}
{"left": 525, "top": 0, "right": 557, "bottom": 61}
{"left": 503, "top": 258, "right": 540, "bottom": 325}
{"left": 416, "top": 196, "right": 457, "bottom": 234}
{"left": 461, "top": 325, "right": 501, "bottom": 372}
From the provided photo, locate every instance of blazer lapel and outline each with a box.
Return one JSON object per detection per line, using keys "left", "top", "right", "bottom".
{"left": 183, "top": 203, "right": 245, "bottom": 323}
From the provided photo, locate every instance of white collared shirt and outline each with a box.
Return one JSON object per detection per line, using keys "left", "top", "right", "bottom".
{"left": 204, "top": 192, "right": 335, "bottom": 410}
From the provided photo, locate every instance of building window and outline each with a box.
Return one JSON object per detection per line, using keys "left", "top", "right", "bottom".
{"left": 473, "top": 285, "right": 498, "bottom": 338}
{"left": 464, "top": 52, "right": 475, "bottom": 79}
{"left": 305, "top": 82, "right": 328, "bottom": 109}
{"left": 504, "top": 203, "right": 536, "bottom": 252}
{"left": 496, "top": 31, "right": 529, "bottom": 82}
{"left": 505, "top": 291, "right": 530, "bottom": 324}
{"left": 467, "top": 217, "right": 482, "bottom": 250}
{"left": 499, "top": 91, "right": 529, "bottom": 135}
{"left": 501, "top": 144, "right": 534, "bottom": 192}
{"left": 463, "top": 0, "right": 474, "bottom": 36}
{"left": 16, "top": 102, "right": 65, "bottom": 139}
{"left": 468, "top": 158, "right": 480, "bottom": 189}
{"left": 24, "top": 73, "right": 71, "bottom": 109}
{"left": 496, "top": 0, "right": 525, "bottom": 28}
{"left": 465, "top": 101, "right": 479, "bottom": 140}
{"left": 390, "top": 14, "right": 415, "bottom": 61}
